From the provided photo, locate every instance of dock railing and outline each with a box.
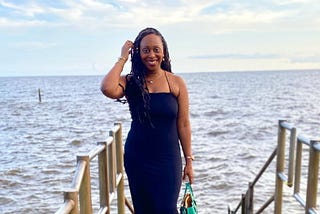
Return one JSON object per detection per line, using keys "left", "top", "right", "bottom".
{"left": 228, "top": 120, "right": 320, "bottom": 214}
{"left": 55, "top": 122, "right": 134, "bottom": 214}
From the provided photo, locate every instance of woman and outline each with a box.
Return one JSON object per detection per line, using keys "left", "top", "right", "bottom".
{"left": 101, "top": 27, "right": 194, "bottom": 214}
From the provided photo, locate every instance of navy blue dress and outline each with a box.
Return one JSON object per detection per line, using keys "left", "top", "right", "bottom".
{"left": 124, "top": 93, "right": 182, "bottom": 214}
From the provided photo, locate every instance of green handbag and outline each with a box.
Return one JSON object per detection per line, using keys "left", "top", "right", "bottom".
{"left": 180, "top": 182, "right": 198, "bottom": 214}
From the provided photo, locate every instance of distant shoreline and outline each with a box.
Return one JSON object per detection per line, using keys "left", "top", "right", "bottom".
{"left": 0, "top": 68, "right": 319, "bottom": 78}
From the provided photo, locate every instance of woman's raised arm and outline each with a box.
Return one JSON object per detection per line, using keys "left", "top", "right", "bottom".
{"left": 101, "top": 40, "right": 133, "bottom": 99}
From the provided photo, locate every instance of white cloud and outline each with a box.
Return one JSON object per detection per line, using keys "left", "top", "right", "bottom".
{"left": 290, "top": 54, "right": 320, "bottom": 63}
{"left": 271, "top": 0, "right": 316, "bottom": 5}
{"left": 189, "top": 53, "right": 280, "bottom": 60}
{"left": 0, "top": 0, "right": 45, "bottom": 17}
{"left": 9, "top": 41, "right": 57, "bottom": 50}
{"left": 0, "top": 17, "right": 48, "bottom": 27}
{"left": 1, "top": 0, "right": 319, "bottom": 32}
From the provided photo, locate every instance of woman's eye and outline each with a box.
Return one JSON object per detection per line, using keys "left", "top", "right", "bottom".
{"left": 142, "top": 49, "right": 150, "bottom": 53}
{"left": 154, "top": 48, "right": 160, "bottom": 53}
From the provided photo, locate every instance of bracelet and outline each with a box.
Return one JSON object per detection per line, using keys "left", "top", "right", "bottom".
{"left": 186, "top": 155, "right": 195, "bottom": 161}
{"left": 117, "top": 56, "right": 127, "bottom": 62}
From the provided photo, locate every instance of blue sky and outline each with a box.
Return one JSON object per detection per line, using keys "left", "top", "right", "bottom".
{"left": 0, "top": 0, "right": 319, "bottom": 76}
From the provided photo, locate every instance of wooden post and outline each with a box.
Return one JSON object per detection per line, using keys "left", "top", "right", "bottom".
{"left": 274, "top": 120, "right": 286, "bottom": 214}
{"left": 287, "top": 127, "right": 296, "bottom": 187}
{"left": 248, "top": 182, "right": 253, "bottom": 213}
{"left": 294, "top": 137, "right": 303, "bottom": 196}
{"left": 77, "top": 156, "right": 93, "bottom": 214}
{"left": 305, "top": 141, "right": 320, "bottom": 214}
{"left": 109, "top": 130, "right": 117, "bottom": 194}
{"left": 241, "top": 194, "right": 246, "bottom": 214}
{"left": 38, "top": 88, "right": 42, "bottom": 103}
{"left": 115, "top": 123, "right": 125, "bottom": 214}
{"left": 98, "top": 142, "right": 111, "bottom": 214}
{"left": 64, "top": 189, "right": 79, "bottom": 214}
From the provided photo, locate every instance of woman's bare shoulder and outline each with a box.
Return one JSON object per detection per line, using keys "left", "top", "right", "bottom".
{"left": 166, "top": 72, "right": 187, "bottom": 96}
{"left": 167, "top": 72, "right": 186, "bottom": 86}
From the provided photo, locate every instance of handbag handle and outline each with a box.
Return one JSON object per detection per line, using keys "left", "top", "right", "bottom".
{"left": 181, "top": 182, "right": 197, "bottom": 212}
{"left": 183, "top": 182, "right": 195, "bottom": 199}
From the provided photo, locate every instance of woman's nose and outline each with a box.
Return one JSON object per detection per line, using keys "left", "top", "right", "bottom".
{"left": 148, "top": 50, "right": 156, "bottom": 57}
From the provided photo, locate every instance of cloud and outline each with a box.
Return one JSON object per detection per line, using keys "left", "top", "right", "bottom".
{"left": 0, "top": 0, "right": 119, "bottom": 28}
{"left": 0, "top": 0, "right": 45, "bottom": 17}
{"left": 189, "top": 53, "right": 280, "bottom": 60}
{"left": 9, "top": 41, "right": 57, "bottom": 50}
{"left": 1, "top": 0, "right": 319, "bottom": 32}
{"left": 0, "top": 17, "right": 48, "bottom": 27}
{"left": 189, "top": 52, "right": 320, "bottom": 64}
{"left": 290, "top": 55, "right": 320, "bottom": 63}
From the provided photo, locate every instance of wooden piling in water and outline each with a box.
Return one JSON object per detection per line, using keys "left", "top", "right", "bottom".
{"left": 38, "top": 88, "right": 42, "bottom": 102}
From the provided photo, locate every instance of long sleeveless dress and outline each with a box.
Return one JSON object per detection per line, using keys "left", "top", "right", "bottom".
{"left": 124, "top": 76, "right": 182, "bottom": 214}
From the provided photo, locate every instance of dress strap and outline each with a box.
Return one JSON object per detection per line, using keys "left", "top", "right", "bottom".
{"left": 164, "top": 71, "right": 172, "bottom": 93}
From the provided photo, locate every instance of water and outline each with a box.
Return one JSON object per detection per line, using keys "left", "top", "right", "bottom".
{"left": 1, "top": 70, "right": 320, "bottom": 213}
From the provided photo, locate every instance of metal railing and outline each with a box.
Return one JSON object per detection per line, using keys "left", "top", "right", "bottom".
{"left": 55, "top": 122, "right": 134, "bottom": 214}
{"left": 228, "top": 120, "right": 320, "bottom": 214}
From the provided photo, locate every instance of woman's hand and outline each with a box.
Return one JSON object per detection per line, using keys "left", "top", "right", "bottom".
{"left": 183, "top": 160, "right": 194, "bottom": 184}
{"left": 120, "top": 40, "right": 134, "bottom": 60}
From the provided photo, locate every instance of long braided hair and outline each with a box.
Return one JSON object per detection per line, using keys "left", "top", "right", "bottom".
{"left": 125, "top": 27, "right": 172, "bottom": 125}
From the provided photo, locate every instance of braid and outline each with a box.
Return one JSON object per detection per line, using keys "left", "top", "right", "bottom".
{"left": 125, "top": 27, "right": 172, "bottom": 125}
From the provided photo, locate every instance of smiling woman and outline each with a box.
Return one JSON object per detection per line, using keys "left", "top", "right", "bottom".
{"left": 101, "top": 27, "right": 194, "bottom": 214}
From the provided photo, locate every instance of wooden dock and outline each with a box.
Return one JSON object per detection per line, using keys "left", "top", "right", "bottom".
{"left": 55, "top": 122, "right": 134, "bottom": 214}
{"left": 54, "top": 120, "right": 320, "bottom": 213}
{"left": 228, "top": 120, "right": 320, "bottom": 214}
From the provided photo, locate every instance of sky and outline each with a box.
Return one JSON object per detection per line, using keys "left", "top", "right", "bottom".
{"left": 0, "top": 0, "right": 320, "bottom": 77}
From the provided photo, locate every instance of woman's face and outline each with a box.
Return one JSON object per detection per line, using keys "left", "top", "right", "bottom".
{"left": 139, "top": 34, "right": 164, "bottom": 72}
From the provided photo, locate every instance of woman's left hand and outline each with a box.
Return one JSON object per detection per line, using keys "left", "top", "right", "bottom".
{"left": 183, "top": 161, "right": 194, "bottom": 184}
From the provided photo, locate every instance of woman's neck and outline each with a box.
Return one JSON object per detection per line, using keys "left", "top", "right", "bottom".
{"left": 145, "top": 69, "right": 164, "bottom": 78}
{"left": 145, "top": 69, "right": 164, "bottom": 84}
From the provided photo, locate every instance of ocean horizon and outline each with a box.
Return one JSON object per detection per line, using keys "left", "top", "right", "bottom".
{"left": 1, "top": 68, "right": 319, "bottom": 78}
